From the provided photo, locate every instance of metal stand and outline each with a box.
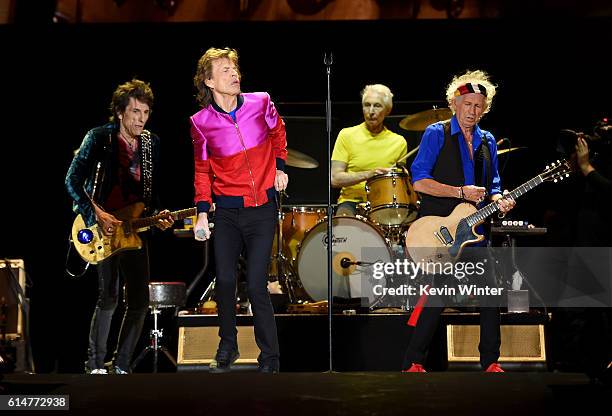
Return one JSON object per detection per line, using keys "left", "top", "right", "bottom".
{"left": 491, "top": 226, "right": 548, "bottom": 316}
{"left": 324, "top": 51, "right": 334, "bottom": 372}
{"left": 269, "top": 192, "right": 301, "bottom": 303}
{"left": 200, "top": 278, "right": 216, "bottom": 302}
{"left": 131, "top": 307, "right": 176, "bottom": 373}
{"left": 186, "top": 238, "right": 211, "bottom": 298}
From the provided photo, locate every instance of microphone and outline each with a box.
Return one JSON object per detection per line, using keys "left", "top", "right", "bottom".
{"left": 497, "top": 137, "right": 510, "bottom": 146}
{"left": 340, "top": 258, "right": 353, "bottom": 268}
{"left": 340, "top": 258, "right": 376, "bottom": 268}
{"left": 194, "top": 222, "right": 214, "bottom": 241}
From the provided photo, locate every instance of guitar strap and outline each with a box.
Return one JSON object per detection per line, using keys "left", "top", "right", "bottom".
{"left": 140, "top": 130, "right": 153, "bottom": 212}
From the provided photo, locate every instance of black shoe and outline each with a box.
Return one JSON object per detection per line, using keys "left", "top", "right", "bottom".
{"left": 209, "top": 350, "right": 240, "bottom": 373}
{"left": 258, "top": 363, "right": 279, "bottom": 374}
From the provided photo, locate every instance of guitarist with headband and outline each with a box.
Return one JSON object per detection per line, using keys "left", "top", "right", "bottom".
{"left": 65, "top": 79, "right": 173, "bottom": 375}
{"left": 403, "top": 70, "right": 515, "bottom": 373}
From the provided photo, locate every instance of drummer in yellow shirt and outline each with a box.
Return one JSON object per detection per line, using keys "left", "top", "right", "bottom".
{"left": 331, "top": 84, "right": 408, "bottom": 216}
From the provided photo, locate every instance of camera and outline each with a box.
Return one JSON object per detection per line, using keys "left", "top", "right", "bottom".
{"left": 593, "top": 119, "right": 612, "bottom": 143}
{"left": 556, "top": 118, "right": 611, "bottom": 160}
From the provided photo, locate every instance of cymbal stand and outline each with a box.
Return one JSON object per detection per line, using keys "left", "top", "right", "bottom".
{"left": 270, "top": 192, "right": 300, "bottom": 303}
{"left": 199, "top": 278, "right": 216, "bottom": 302}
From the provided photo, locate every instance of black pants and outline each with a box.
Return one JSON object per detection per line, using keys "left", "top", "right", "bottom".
{"left": 213, "top": 202, "right": 279, "bottom": 366}
{"left": 403, "top": 247, "right": 501, "bottom": 369}
{"left": 86, "top": 245, "right": 150, "bottom": 371}
{"left": 403, "top": 306, "right": 501, "bottom": 369}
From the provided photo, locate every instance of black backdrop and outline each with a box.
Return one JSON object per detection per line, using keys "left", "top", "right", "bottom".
{"left": 0, "top": 18, "right": 610, "bottom": 372}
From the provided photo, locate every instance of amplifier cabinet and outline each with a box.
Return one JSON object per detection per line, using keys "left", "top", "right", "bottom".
{"left": 0, "top": 259, "right": 25, "bottom": 340}
{"left": 447, "top": 324, "right": 546, "bottom": 363}
{"left": 177, "top": 325, "right": 259, "bottom": 365}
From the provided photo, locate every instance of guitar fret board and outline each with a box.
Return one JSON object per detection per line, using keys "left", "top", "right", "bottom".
{"left": 466, "top": 176, "right": 543, "bottom": 227}
{"left": 132, "top": 208, "right": 197, "bottom": 229}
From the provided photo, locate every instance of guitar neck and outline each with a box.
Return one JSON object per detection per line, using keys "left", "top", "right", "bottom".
{"left": 131, "top": 207, "right": 197, "bottom": 230}
{"left": 465, "top": 175, "right": 544, "bottom": 226}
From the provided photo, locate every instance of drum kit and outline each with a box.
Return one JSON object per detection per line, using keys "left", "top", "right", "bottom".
{"left": 270, "top": 152, "right": 420, "bottom": 309}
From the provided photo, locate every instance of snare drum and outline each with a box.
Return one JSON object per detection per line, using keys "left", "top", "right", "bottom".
{"left": 295, "top": 216, "right": 393, "bottom": 307}
{"left": 365, "top": 169, "right": 418, "bottom": 226}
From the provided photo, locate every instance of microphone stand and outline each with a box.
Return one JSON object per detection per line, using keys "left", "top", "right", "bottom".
{"left": 324, "top": 51, "right": 334, "bottom": 373}
{"left": 186, "top": 239, "right": 211, "bottom": 299}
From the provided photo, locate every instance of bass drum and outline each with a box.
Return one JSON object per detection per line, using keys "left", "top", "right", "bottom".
{"left": 296, "top": 216, "right": 393, "bottom": 307}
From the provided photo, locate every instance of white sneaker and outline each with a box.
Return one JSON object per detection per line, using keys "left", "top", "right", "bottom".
{"left": 112, "top": 367, "right": 129, "bottom": 375}
{"left": 90, "top": 369, "right": 108, "bottom": 374}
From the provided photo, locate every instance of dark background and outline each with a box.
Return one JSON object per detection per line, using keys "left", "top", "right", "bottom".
{"left": 0, "top": 18, "right": 610, "bottom": 372}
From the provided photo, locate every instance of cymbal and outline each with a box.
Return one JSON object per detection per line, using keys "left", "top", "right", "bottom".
{"left": 286, "top": 148, "right": 319, "bottom": 169}
{"left": 399, "top": 107, "right": 453, "bottom": 131}
{"left": 497, "top": 147, "right": 526, "bottom": 155}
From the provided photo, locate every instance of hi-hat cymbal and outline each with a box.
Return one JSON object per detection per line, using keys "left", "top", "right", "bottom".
{"left": 497, "top": 147, "right": 526, "bottom": 155}
{"left": 399, "top": 107, "right": 453, "bottom": 131}
{"left": 286, "top": 148, "right": 319, "bottom": 169}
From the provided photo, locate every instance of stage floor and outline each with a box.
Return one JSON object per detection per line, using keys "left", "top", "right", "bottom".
{"left": 1, "top": 372, "right": 608, "bottom": 415}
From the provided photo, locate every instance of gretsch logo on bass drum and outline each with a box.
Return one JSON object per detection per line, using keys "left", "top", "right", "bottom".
{"left": 322, "top": 234, "right": 348, "bottom": 247}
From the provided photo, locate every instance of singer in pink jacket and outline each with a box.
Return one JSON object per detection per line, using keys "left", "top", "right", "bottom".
{"left": 191, "top": 47, "right": 288, "bottom": 374}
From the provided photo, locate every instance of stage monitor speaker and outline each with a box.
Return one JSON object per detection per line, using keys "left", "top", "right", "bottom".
{"left": 447, "top": 324, "right": 546, "bottom": 363}
{"left": 177, "top": 326, "right": 259, "bottom": 365}
{"left": 0, "top": 259, "right": 25, "bottom": 340}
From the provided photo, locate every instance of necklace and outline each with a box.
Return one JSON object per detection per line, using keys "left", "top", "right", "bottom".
{"left": 465, "top": 137, "right": 474, "bottom": 160}
{"left": 121, "top": 133, "right": 137, "bottom": 150}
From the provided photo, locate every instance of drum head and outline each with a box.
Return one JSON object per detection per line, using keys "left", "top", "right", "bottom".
{"left": 366, "top": 169, "right": 418, "bottom": 226}
{"left": 296, "top": 216, "right": 393, "bottom": 307}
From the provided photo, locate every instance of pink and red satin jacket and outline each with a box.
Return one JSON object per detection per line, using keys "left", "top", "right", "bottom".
{"left": 191, "top": 92, "right": 287, "bottom": 214}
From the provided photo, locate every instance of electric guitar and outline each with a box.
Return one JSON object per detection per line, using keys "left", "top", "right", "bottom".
{"left": 404, "top": 160, "right": 571, "bottom": 264}
{"left": 72, "top": 202, "right": 196, "bottom": 264}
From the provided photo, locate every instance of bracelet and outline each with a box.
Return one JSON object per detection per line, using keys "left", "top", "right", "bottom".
{"left": 459, "top": 186, "right": 464, "bottom": 199}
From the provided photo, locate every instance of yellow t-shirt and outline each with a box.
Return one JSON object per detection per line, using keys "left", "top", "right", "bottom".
{"left": 332, "top": 123, "right": 407, "bottom": 203}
